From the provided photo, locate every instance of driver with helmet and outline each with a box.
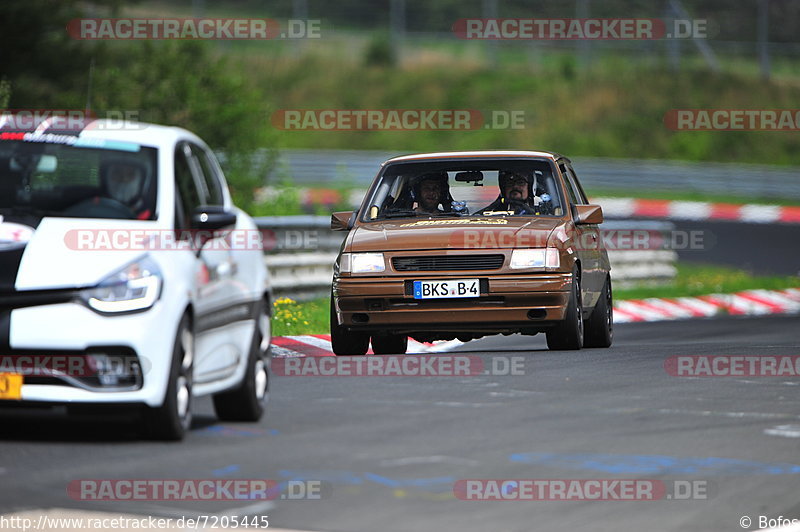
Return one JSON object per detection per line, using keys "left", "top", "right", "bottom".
{"left": 102, "top": 160, "right": 152, "bottom": 219}
{"left": 481, "top": 169, "right": 552, "bottom": 215}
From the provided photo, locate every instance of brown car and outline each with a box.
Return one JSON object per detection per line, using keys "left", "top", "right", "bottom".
{"left": 330, "top": 151, "right": 613, "bottom": 355}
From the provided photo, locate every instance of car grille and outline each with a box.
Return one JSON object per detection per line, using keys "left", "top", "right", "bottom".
{"left": 392, "top": 254, "right": 505, "bottom": 272}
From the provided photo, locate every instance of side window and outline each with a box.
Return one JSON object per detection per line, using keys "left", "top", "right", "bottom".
{"left": 559, "top": 163, "right": 580, "bottom": 205}
{"left": 174, "top": 144, "right": 203, "bottom": 230}
{"left": 189, "top": 143, "right": 224, "bottom": 207}
{"left": 565, "top": 164, "right": 588, "bottom": 204}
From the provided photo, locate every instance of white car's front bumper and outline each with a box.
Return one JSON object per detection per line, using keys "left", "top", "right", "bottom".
{"left": 6, "top": 296, "right": 184, "bottom": 408}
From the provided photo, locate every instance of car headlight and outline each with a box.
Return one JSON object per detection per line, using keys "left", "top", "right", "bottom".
{"left": 510, "top": 248, "right": 560, "bottom": 270}
{"left": 340, "top": 252, "right": 385, "bottom": 273}
{"left": 81, "top": 256, "right": 162, "bottom": 314}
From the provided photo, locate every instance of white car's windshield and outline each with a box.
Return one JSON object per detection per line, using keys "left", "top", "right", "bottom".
{"left": 0, "top": 139, "right": 157, "bottom": 221}
{"left": 362, "top": 160, "right": 566, "bottom": 222}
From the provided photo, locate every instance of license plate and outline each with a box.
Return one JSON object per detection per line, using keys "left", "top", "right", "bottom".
{"left": 0, "top": 373, "right": 22, "bottom": 400}
{"left": 413, "top": 279, "right": 480, "bottom": 299}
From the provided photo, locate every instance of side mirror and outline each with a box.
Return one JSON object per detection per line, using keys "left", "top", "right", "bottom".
{"left": 574, "top": 204, "right": 604, "bottom": 225}
{"left": 191, "top": 205, "right": 238, "bottom": 231}
{"left": 331, "top": 210, "right": 354, "bottom": 231}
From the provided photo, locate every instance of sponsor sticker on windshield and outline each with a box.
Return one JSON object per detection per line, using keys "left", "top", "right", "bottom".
{"left": 0, "top": 131, "right": 140, "bottom": 152}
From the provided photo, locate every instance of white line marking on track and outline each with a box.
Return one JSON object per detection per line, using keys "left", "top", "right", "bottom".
{"left": 764, "top": 425, "right": 800, "bottom": 438}
{"left": 379, "top": 455, "right": 481, "bottom": 467}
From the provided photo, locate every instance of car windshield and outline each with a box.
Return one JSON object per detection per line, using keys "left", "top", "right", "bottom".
{"left": 0, "top": 139, "right": 157, "bottom": 221}
{"left": 361, "top": 159, "right": 566, "bottom": 222}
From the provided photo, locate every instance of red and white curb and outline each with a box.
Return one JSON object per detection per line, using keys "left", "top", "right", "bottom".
{"left": 593, "top": 197, "right": 800, "bottom": 224}
{"left": 613, "top": 288, "right": 800, "bottom": 323}
{"left": 295, "top": 188, "right": 800, "bottom": 224}
{"left": 272, "top": 335, "right": 463, "bottom": 358}
{"left": 273, "top": 289, "right": 800, "bottom": 356}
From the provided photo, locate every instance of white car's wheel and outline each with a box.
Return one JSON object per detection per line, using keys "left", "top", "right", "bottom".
{"left": 213, "top": 305, "right": 269, "bottom": 422}
{"left": 143, "top": 315, "right": 194, "bottom": 440}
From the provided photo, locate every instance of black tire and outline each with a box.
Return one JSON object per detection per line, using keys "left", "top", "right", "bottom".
{"left": 371, "top": 334, "right": 408, "bottom": 355}
{"left": 213, "top": 308, "right": 270, "bottom": 422}
{"left": 584, "top": 276, "right": 613, "bottom": 348}
{"left": 330, "top": 299, "right": 369, "bottom": 356}
{"left": 546, "top": 271, "right": 584, "bottom": 351}
{"left": 143, "top": 315, "right": 193, "bottom": 441}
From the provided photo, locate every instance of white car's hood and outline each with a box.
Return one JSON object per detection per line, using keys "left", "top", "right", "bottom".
{"left": 5, "top": 217, "right": 161, "bottom": 291}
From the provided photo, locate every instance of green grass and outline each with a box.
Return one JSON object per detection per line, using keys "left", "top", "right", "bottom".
{"left": 615, "top": 263, "right": 800, "bottom": 300}
{"left": 271, "top": 265, "right": 800, "bottom": 336}
{"left": 272, "top": 296, "right": 331, "bottom": 336}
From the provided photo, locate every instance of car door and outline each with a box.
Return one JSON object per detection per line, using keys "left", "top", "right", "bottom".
{"left": 174, "top": 142, "right": 239, "bottom": 384}
{"left": 558, "top": 160, "right": 602, "bottom": 308}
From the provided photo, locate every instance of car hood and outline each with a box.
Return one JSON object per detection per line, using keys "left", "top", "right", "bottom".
{"left": 1, "top": 216, "right": 160, "bottom": 291}
{"left": 348, "top": 217, "right": 565, "bottom": 252}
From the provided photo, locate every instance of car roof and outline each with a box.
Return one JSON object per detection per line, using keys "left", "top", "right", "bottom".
{"left": 0, "top": 116, "right": 204, "bottom": 149}
{"left": 383, "top": 150, "right": 568, "bottom": 165}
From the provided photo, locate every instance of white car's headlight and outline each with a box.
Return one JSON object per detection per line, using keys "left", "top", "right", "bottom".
{"left": 81, "top": 256, "right": 162, "bottom": 314}
{"left": 510, "top": 248, "right": 560, "bottom": 270}
{"left": 340, "top": 252, "right": 385, "bottom": 273}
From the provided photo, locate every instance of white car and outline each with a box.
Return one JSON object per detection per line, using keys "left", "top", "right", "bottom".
{"left": 0, "top": 118, "right": 272, "bottom": 440}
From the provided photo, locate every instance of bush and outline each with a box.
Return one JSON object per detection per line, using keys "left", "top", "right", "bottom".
{"left": 364, "top": 33, "right": 396, "bottom": 67}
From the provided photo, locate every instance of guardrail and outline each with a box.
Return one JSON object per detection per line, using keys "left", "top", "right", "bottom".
{"left": 255, "top": 216, "right": 677, "bottom": 299}
{"left": 269, "top": 149, "right": 800, "bottom": 201}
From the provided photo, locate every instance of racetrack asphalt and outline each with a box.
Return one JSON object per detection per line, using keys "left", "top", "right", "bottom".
{"left": 674, "top": 220, "right": 800, "bottom": 277}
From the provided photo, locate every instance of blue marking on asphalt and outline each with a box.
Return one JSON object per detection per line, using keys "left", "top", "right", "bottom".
{"left": 198, "top": 425, "right": 278, "bottom": 437}
{"left": 279, "top": 470, "right": 365, "bottom": 485}
{"left": 509, "top": 453, "right": 800, "bottom": 475}
{"left": 363, "top": 473, "right": 401, "bottom": 488}
{"left": 212, "top": 465, "right": 241, "bottom": 476}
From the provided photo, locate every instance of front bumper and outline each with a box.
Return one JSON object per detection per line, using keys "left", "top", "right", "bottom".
{"left": 1, "top": 298, "right": 180, "bottom": 408}
{"left": 333, "top": 272, "right": 572, "bottom": 334}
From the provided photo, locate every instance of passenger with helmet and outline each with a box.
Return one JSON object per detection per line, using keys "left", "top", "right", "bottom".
{"left": 481, "top": 169, "right": 552, "bottom": 215}
{"left": 409, "top": 172, "right": 452, "bottom": 215}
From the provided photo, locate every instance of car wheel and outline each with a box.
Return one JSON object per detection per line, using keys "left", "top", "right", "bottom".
{"left": 546, "top": 270, "right": 584, "bottom": 351}
{"left": 371, "top": 334, "right": 408, "bottom": 355}
{"left": 213, "top": 307, "right": 270, "bottom": 422}
{"left": 584, "top": 276, "right": 613, "bottom": 348}
{"left": 330, "top": 298, "right": 369, "bottom": 356}
{"left": 143, "top": 314, "right": 193, "bottom": 440}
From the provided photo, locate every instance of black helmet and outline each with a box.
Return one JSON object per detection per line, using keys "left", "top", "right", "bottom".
{"left": 499, "top": 170, "right": 540, "bottom": 200}
{"left": 411, "top": 172, "right": 452, "bottom": 212}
